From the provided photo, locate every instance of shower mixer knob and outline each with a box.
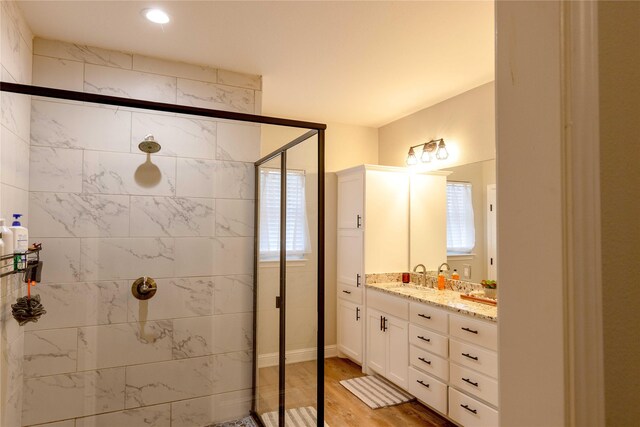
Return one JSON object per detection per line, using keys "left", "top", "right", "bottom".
{"left": 132, "top": 276, "right": 157, "bottom": 300}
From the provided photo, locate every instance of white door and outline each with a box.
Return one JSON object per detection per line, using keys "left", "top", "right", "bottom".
{"left": 386, "top": 315, "right": 409, "bottom": 389}
{"left": 337, "top": 299, "right": 363, "bottom": 363}
{"left": 337, "top": 230, "right": 363, "bottom": 288}
{"left": 486, "top": 185, "right": 497, "bottom": 281}
{"left": 367, "top": 308, "right": 386, "bottom": 376}
{"left": 338, "top": 172, "right": 364, "bottom": 229}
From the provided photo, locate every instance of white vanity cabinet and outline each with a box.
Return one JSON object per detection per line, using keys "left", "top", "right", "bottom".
{"left": 336, "top": 165, "right": 409, "bottom": 365}
{"left": 447, "top": 314, "right": 499, "bottom": 426}
{"left": 366, "top": 290, "right": 409, "bottom": 389}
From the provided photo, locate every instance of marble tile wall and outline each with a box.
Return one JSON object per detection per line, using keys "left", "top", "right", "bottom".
{"left": 0, "top": 2, "right": 32, "bottom": 427}
{"left": 21, "top": 38, "right": 262, "bottom": 426}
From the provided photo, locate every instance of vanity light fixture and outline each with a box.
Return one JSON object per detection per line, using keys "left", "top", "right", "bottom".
{"left": 143, "top": 8, "right": 170, "bottom": 24}
{"left": 405, "top": 138, "right": 448, "bottom": 165}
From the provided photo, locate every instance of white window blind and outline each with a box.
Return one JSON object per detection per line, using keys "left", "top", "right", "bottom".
{"left": 259, "top": 169, "right": 310, "bottom": 260}
{"left": 446, "top": 182, "right": 476, "bottom": 254}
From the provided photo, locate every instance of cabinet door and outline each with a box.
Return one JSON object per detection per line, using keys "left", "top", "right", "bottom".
{"left": 338, "top": 172, "right": 364, "bottom": 229}
{"left": 367, "top": 308, "right": 386, "bottom": 375}
{"left": 337, "top": 299, "right": 363, "bottom": 364}
{"left": 337, "top": 230, "right": 363, "bottom": 288}
{"left": 386, "top": 315, "right": 409, "bottom": 389}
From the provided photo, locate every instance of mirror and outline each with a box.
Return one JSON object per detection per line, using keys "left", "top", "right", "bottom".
{"left": 410, "top": 159, "right": 496, "bottom": 283}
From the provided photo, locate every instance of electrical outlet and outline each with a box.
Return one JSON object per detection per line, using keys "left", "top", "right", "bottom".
{"left": 463, "top": 264, "right": 471, "bottom": 279}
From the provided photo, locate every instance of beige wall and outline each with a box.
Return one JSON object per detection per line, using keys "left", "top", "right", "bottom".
{"left": 378, "top": 81, "right": 495, "bottom": 168}
{"left": 496, "top": 1, "right": 566, "bottom": 425}
{"left": 599, "top": 1, "right": 640, "bottom": 424}
{"left": 260, "top": 122, "right": 378, "bottom": 350}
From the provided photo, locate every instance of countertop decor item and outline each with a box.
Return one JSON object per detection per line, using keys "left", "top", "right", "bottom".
{"left": 481, "top": 280, "right": 497, "bottom": 298}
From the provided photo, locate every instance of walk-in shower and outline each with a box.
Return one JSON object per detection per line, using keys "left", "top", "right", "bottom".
{"left": 0, "top": 81, "right": 325, "bottom": 427}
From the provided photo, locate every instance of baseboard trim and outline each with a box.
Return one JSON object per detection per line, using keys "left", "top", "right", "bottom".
{"left": 258, "top": 345, "right": 337, "bottom": 368}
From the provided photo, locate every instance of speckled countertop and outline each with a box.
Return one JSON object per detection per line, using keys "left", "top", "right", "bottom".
{"left": 366, "top": 282, "right": 498, "bottom": 322}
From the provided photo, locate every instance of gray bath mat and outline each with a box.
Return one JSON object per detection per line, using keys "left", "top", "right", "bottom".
{"left": 211, "top": 416, "right": 258, "bottom": 427}
{"left": 261, "top": 406, "right": 328, "bottom": 427}
{"left": 340, "top": 375, "right": 414, "bottom": 409}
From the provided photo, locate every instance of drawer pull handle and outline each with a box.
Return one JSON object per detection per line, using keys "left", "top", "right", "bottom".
{"left": 357, "top": 214, "right": 362, "bottom": 228}
{"left": 342, "top": 290, "right": 352, "bottom": 295}
{"left": 356, "top": 274, "right": 361, "bottom": 287}
{"left": 462, "top": 327, "right": 479, "bottom": 334}
{"left": 460, "top": 404, "right": 477, "bottom": 414}
{"left": 356, "top": 307, "right": 360, "bottom": 321}
{"left": 418, "top": 357, "right": 431, "bottom": 365}
{"left": 418, "top": 313, "right": 431, "bottom": 319}
{"left": 417, "top": 335, "right": 431, "bottom": 343}
{"left": 462, "top": 352, "right": 479, "bottom": 361}
{"left": 383, "top": 317, "right": 388, "bottom": 332}
{"left": 416, "top": 380, "right": 430, "bottom": 388}
{"left": 462, "top": 377, "right": 479, "bottom": 387}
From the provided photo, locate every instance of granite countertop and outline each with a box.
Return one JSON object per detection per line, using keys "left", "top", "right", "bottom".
{"left": 366, "top": 282, "right": 498, "bottom": 322}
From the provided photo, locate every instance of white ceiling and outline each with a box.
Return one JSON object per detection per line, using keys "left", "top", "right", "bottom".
{"left": 17, "top": 1, "right": 494, "bottom": 128}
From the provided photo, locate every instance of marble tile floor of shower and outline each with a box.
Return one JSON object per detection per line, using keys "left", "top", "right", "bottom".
{"left": 254, "top": 357, "right": 455, "bottom": 426}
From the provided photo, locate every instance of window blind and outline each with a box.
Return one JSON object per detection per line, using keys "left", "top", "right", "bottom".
{"left": 446, "top": 182, "right": 475, "bottom": 254}
{"left": 259, "top": 169, "right": 310, "bottom": 260}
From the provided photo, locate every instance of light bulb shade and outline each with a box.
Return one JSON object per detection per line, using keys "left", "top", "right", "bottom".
{"left": 406, "top": 147, "right": 418, "bottom": 165}
{"left": 436, "top": 140, "right": 449, "bottom": 160}
{"left": 420, "top": 147, "right": 431, "bottom": 162}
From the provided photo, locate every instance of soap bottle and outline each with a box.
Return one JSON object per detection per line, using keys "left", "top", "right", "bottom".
{"left": 0, "top": 219, "right": 13, "bottom": 255}
{"left": 452, "top": 269, "right": 460, "bottom": 280}
{"left": 10, "top": 214, "right": 28, "bottom": 270}
{"left": 438, "top": 269, "right": 445, "bottom": 290}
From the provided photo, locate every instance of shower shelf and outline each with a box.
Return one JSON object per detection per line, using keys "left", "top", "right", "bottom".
{"left": 0, "top": 245, "right": 42, "bottom": 279}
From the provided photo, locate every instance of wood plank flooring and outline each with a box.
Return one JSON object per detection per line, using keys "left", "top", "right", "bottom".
{"left": 256, "top": 357, "right": 456, "bottom": 426}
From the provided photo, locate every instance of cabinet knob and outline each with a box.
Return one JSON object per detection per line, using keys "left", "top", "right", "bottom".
{"left": 461, "top": 404, "right": 478, "bottom": 414}
{"left": 418, "top": 357, "right": 432, "bottom": 365}
{"left": 416, "top": 380, "right": 430, "bottom": 388}
{"left": 462, "top": 377, "right": 479, "bottom": 387}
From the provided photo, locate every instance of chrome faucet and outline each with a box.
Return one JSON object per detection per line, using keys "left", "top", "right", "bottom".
{"left": 413, "top": 264, "right": 427, "bottom": 286}
{"left": 438, "top": 262, "right": 451, "bottom": 277}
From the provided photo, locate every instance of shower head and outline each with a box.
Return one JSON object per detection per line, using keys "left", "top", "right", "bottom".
{"left": 138, "top": 134, "right": 161, "bottom": 154}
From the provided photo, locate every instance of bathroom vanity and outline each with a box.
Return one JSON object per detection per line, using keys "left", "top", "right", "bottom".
{"left": 336, "top": 164, "right": 498, "bottom": 426}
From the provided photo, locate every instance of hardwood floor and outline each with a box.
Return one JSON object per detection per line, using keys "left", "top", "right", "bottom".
{"left": 256, "top": 357, "right": 456, "bottom": 426}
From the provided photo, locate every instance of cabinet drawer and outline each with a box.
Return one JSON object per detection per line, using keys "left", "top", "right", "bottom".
{"left": 338, "top": 282, "right": 363, "bottom": 304}
{"left": 408, "top": 367, "right": 447, "bottom": 415}
{"left": 449, "top": 387, "right": 499, "bottom": 427}
{"left": 410, "top": 302, "right": 448, "bottom": 334}
{"left": 409, "top": 345, "right": 448, "bottom": 382}
{"left": 450, "top": 339, "right": 498, "bottom": 379}
{"left": 367, "top": 289, "right": 409, "bottom": 320}
{"left": 450, "top": 363, "right": 498, "bottom": 407}
{"left": 449, "top": 315, "right": 497, "bottom": 351}
{"left": 409, "top": 324, "right": 448, "bottom": 358}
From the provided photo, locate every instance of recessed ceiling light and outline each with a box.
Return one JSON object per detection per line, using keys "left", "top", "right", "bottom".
{"left": 144, "top": 8, "right": 170, "bottom": 24}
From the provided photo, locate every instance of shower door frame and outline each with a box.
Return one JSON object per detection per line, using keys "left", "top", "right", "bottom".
{"left": 253, "top": 129, "right": 324, "bottom": 426}
{"left": 0, "top": 81, "right": 326, "bottom": 427}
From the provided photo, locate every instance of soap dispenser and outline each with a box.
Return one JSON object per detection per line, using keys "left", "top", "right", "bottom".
{"left": 10, "top": 214, "right": 28, "bottom": 253}
{"left": 438, "top": 269, "right": 445, "bottom": 290}
{"left": 0, "top": 218, "right": 13, "bottom": 255}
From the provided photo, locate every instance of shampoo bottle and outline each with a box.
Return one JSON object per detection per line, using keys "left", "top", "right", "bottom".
{"left": 438, "top": 269, "right": 445, "bottom": 290}
{"left": 10, "top": 214, "right": 28, "bottom": 253}
{"left": 0, "top": 219, "right": 13, "bottom": 255}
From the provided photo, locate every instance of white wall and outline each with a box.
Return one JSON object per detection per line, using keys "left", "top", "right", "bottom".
{"left": 598, "top": 1, "right": 640, "bottom": 424}
{"left": 378, "top": 81, "right": 495, "bottom": 168}
{"left": 21, "top": 38, "right": 262, "bottom": 427}
{"left": 496, "top": 2, "right": 566, "bottom": 425}
{"left": 0, "top": 2, "right": 32, "bottom": 426}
